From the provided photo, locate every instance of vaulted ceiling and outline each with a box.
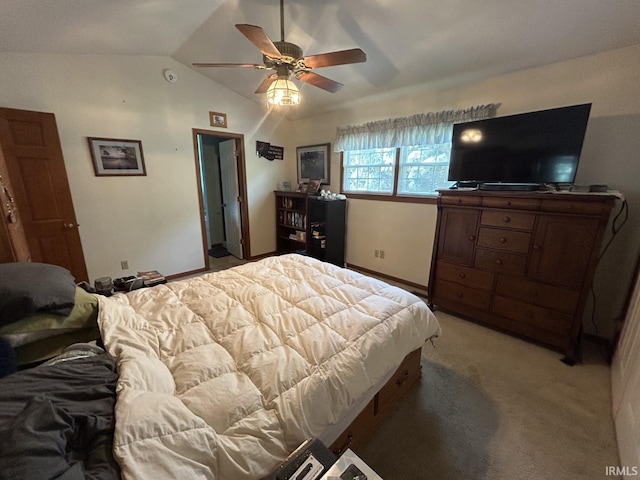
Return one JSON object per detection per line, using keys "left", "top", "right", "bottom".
{"left": 2, "top": 0, "right": 640, "bottom": 119}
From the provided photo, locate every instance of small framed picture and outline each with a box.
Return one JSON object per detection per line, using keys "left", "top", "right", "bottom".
{"left": 297, "top": 143, "right": 330, "bottom": 184}
{"left": 88, "top": 137, "right": 146, "bottom": 176}
{"left": 306, "top": 179, "right": 321, "bottom": 194}
{"left": 209, "top": 111, "right": 228, "bottom": 128}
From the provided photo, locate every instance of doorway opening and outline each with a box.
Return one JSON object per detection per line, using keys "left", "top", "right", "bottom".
{"left": 193, "top": 129, "right": 251, "bottom": 271}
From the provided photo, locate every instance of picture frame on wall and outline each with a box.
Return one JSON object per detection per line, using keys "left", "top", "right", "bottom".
{"left": 88, "top": 137, "right": 146, "bottom": 176}
{"left": 306, "top": 179, "right": 321, "bottom": 194}
{"left": 209, "top": 111, "right": 228, "bottom": 128}
{"left": 297, "top": 143, "right": 330, "bottom": 184}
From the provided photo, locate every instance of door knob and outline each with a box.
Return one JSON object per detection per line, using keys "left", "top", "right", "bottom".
{"left": 64, "top": 223, "right": 75, "bottom": 230}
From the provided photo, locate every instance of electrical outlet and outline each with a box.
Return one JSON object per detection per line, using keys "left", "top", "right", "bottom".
{"left": 380, "top": 250, "right": 385, "bottom": 259}
{"left": 121, "top": 260, "right": 129, "bottom": 270}
{"left": 374, "top": 249, "right": 379, "bottom": 258}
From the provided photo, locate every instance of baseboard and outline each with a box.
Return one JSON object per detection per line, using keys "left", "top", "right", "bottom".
{"left": 583, "top": 333, "right": 612, "bottom": 347}
{"left": 248, "top": 251, "right": 276, "bottom": 261}
{"left": 346, "top": 263, "right": 428, "bottom": 292}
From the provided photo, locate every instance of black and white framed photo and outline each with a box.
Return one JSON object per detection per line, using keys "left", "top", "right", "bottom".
{"left": 88, "top": 137, "right": 146, "bottom": 176}
{"left": 209, "top": 111, "right": 228, "bottom": 128}
{"left": 297, "top": 143, "right": 330, "bottom": 184}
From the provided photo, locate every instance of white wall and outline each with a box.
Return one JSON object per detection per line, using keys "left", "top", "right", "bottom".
{"left": 0, "top": 52, "right": 292, "bottom": 280}
{"left": 290, "top": 44, "right": 640, "bottom": 338}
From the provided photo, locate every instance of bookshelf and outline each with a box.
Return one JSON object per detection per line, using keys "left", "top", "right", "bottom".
{"left": 275, "top": 191, "right": 346, "bottom": 267}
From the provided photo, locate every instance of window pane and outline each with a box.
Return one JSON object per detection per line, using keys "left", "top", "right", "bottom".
{"left": 398, "top": 144, "right": 454, "bottom": 195}
{"left": 343, "top": 148, "right": 395, "bottom": 194}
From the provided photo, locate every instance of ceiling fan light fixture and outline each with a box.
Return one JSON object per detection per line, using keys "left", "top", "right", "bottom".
{"left": 266, "top": 77, "right": 300, "bottom": 106}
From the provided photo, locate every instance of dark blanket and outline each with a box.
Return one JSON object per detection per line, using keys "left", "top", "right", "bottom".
{"left": 0, "top": 352, "right": 120, "bottom": 479}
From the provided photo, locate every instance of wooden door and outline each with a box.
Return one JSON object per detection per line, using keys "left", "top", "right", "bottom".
{"left": 219, "top": 139, "right": 243, "bottom": 259}
{"left": 528, "top": 214, "right": 599, "bottom": 288}
{"left": 0, "top": 146, "right": 30, "bottom": 262}
{"left": 437, "top": 207, "right": 479, "bottom": 266}
{"left": 0, "top": 108, "right": 88, "bottom": 282}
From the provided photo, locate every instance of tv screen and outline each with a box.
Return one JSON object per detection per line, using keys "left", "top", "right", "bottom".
{"left": 448, "top": 103, "right": 592, "bottom": 185}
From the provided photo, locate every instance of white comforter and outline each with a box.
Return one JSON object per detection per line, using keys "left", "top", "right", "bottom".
{"left": 98, "top": 254, "right": 440, "bottom": 479}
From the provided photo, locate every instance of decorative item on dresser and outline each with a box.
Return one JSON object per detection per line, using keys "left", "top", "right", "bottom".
{"left": 428, "top": 189, "right": 617, "bottom": 364}
{"left": 275, "top": 191, "right": 346, "bottom": 267}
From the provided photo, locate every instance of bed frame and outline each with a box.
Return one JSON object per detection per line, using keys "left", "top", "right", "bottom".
{"left": 329, "top": 347, "right": 423, "bottom": 455}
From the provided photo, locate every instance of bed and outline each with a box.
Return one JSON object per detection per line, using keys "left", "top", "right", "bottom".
{"left": 97, "top": 254, "right": 440, "bottom": 479}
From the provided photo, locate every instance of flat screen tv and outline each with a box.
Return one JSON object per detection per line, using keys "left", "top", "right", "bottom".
{"left": 448, "top": 103, "right": 592, "bottom": 187}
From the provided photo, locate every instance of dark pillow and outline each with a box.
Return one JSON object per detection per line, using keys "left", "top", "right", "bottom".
{"left": 0, "top": 263, "right": 76, "bottom": 327}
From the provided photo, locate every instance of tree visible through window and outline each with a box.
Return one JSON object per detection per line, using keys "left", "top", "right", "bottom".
{"left": 343, "top": 148, "right": 396, "bottom": 195}
{"left": 342, "top": 144, "right": 454, "bottom": 197}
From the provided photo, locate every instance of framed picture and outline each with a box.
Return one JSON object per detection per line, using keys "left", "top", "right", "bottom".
{"left": 209, "top": 111, "right": 228, "bottom": 128}
{"left": 306, "top": 179, "right": 321, "bottom": 194}
{"left": 88, "top": 137, "right": 146, "bottom": 176}
{"left": 297, "top": 143, "right": 330, "bottom": 184}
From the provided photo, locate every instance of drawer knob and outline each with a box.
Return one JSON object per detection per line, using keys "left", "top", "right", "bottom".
{"left": 468, "top": 235, "right": 475, "bottom": 241}
{"left": 533, "top": 244, "right": 541, "bottom": 251}
{"left": 503, "top": 216, "right": 511, "bottom": 223}
{"left": 457, "top": 198, "right": 462, "bottom": 203}
{"left": 333, "top": 433, "right": 354, "bottom": 456}
{"left": 396, "top": 370, "right": 410, "bottom": 386}
{"left": 456, "top": 291, "right": 463, "bottom": 297}
{"left": 499, "top": 237, "right": 507, "bottom": 243}
{"left": 495, "top": 259, "right": 503, "bottom": 265}
{"left": 459, "top": 272, "right": 466, "bottom": 279}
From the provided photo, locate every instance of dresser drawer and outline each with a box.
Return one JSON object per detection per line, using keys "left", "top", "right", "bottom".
{"left": 433, "top": 279, "right": 491, "bottom": 310}
{"left": 540, "top": 198, "right": 609, "bottom": 216}
{"left": 377, "top": 348, "right": 422, "bottom": 415}
{"left": 474, "top": 248, "right": 527, "bottom": 276}
{"left": 492, "top": 295, "right": 573, "bottom": 335}
{"left": 481, "top": 210, "right": 535, "bottom": 230}
{"left": 330, "top": 397, "right": 375, "bottom": 456}
{"left": 477, "top": 227, "right": 531, "bottom": 253}
{"left": 495, "top": 276, "right": 580, "bottom": 314}
{"left": 440, "top": 194, "right": 482, "bottom": 206}
{"left": 482, "top": 196, "right": 539, "bottom": 210}
{"left": 435, "top": 260, "right": 494, "bottom": 291}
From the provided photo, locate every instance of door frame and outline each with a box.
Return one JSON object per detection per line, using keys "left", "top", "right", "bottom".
{"left": 192, "top": 128, "right": 250, "bottom": 270}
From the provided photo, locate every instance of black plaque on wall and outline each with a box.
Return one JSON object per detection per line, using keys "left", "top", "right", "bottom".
{"left": 256, "top": 141, "right": 284, "bottom": 161}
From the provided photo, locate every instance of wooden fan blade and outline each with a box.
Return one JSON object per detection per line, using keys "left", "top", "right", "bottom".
{"left": 297, "top": 71, "right": 343, "bottom": 93}
{"left": 235, "top": 24, "right": 282, "bottom": 59}
{"left": 192, "top": 63, "right": 264, "bottom": 68}
{"left": 255, "top": 74, "right": 277, "bottom": 94}
{"left": 303, "top": 48, "right": 366, "bottom": 69}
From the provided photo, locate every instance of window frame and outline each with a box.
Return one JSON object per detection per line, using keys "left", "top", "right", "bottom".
{"left": 340, "top": 146, "right": 452, "bottom": 204}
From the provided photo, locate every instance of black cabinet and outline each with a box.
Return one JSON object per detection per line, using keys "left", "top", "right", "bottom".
{"left": 275, "top": 191, "right": 346, "bottom": 267}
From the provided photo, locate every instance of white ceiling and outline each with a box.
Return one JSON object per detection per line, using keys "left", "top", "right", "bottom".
{"left": 2, "top": 0, "right": 640, "bottom": 119}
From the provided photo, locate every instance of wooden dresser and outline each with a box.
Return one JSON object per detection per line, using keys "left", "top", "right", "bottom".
{"left": 428, "top": 189, "right": 616, "bottom": 364}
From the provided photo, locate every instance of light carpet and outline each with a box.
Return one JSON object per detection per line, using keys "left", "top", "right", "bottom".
{"left": 356, "top": 311, "right": 621, "bottom": 480}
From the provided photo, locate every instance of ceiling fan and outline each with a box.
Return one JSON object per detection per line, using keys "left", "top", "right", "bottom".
{"left": 192, "top": 0, "right": 366, "bottom": 104}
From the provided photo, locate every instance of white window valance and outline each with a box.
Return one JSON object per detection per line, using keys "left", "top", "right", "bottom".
{"left": 334, "top": 103, "right": 499, "bottom": 152}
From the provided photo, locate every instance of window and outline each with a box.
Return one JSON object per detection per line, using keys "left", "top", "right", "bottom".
{"left": 343, "top": 148, "right": 396, "bottom": 195}
{"left": 398, "top": 144, "right": 453, "bottom": 196}
{"left": 342, "top": 143, "right": 454, "bottom": 198}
